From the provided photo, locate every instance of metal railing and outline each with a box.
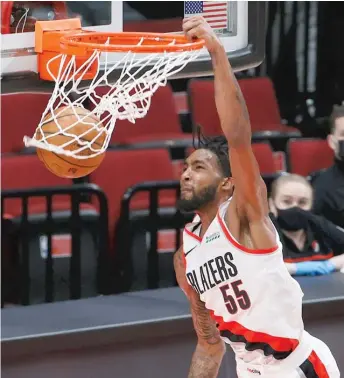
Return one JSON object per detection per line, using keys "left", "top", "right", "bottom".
{"left": 1, "top": 183, "right": 109, "bottom": 306}
{"left": 115, "top": 181, "right": 190, "bottom": 291}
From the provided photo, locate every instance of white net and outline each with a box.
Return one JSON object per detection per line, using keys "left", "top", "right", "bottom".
{"left": 23, "top": 37, "right": 202, "bottom": 159}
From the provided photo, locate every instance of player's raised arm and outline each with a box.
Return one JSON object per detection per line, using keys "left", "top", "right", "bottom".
{"left": 183, "top": 17, "right": 268, "bottom": 222}
{"left": 174, "top": 248, "right": 226, "bottom": 378}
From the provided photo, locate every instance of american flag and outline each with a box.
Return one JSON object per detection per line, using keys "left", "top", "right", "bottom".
{"left": 184, "top": 1, "right": 228, "bottom": 30}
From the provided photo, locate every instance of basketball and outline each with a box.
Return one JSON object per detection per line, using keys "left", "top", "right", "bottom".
{"left": 35, "top": 106, "right": 106, "bottom": 179}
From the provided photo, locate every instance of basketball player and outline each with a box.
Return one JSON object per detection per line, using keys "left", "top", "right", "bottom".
{"left": 174, "top": 16, "right": 340, "bottom": 378}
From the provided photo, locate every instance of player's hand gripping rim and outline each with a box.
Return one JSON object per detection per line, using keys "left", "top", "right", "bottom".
{"left": 182, "top": 16, "right": 223, "bottom": 54}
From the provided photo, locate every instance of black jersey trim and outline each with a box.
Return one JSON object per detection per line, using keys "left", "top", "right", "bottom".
{"left": 220, "top": 329, "right": 293, "bottom": 360}
{"left": 299, "top": 357, "right": 319, "bottom": 377}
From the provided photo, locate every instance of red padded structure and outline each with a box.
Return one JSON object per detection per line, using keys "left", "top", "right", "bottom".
{"left": 288, "top": 138, "right": 334, "bottom": 176}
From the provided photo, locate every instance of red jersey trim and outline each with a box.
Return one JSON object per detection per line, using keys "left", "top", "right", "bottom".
{"left": 308, "top": 351, "right": 330, "bottom": 378}
{"left": 184, "top": 226, "right": 202, "bottom": 242}
{"left": 284, "top": 252, "right": 334, "bottom": 263}
{"left": 210, "top": 310, "right": 299, "bottom": 353}
{"left": 217, "top": 213, "right": 278, "bottom": 255}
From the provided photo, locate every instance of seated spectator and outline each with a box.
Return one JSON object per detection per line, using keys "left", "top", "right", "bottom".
{"left": 313, "top": 105, "right": 344, "bottom": 228}
{"left": 269, "top": 174, "right": 344, "bottom": 276}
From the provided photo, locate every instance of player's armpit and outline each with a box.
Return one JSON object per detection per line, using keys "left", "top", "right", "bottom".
{"left": 225, "top": 146, "right": 278, "bottom": 252}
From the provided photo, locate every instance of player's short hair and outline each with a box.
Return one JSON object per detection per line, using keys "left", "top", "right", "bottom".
{"left": 330, "top": 104, "right": 344, "bottom": 134}
{"left": 193, "top": 125, "right": 232, "bottom": 177}
{"left": 270, "top": 173, "right": 313, "bottom": 200}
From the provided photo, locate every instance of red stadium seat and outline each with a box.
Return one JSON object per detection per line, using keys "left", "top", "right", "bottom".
{"left": 1, "top": 92, "right": 51, "bottom": 153}
{"left": 252, "top": 143, "right": 277, "bottom": 174}
{"left": 188, "top": 80, "right": 220, "bottom": 136}
{"left": 288, "top": 138, "right": 334, "bottom": 176}
{"left": 188, "top": 78, "right": 299, "bottom": 135}
{"left": 238, "top": 77, "right": 281, "bottom": 128}
{"left": 90, "top": 149, "right": 177, "bottom": 242}
{"left": 87, "top": 85, "right": 191, "bottom": 145}
{"left": 1, "top": 154, "right": 73, "bottom": 216}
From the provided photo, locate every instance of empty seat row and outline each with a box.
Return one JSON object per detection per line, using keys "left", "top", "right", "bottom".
{"left": 188, "top": 77, "right": 300, "bottom": 135}
{"left": 1, "top": 77, "right": 301, "bottom": 154}
{"left": 1, "top": 149, "right": 177, "bottom": 238}
{"left": 2, "top": 137, "right": 334, "bottom": 220}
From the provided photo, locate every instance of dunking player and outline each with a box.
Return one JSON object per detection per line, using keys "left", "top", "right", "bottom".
{"left": 174, "top": 16, "right": 340, "bottom": 378}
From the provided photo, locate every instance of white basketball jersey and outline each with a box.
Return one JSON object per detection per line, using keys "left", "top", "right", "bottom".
{"left": 183, "top": 199, "right": 306, "bottom": 365}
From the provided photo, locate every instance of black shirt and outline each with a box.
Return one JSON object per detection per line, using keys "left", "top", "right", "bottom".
{"left": 270, "top": 210, "right": 344, "bottom": 262}
{"left": 279, "top": 226, "right": 334, "bottom": 263}
{"left": 313, "top": 159, "right": 344, "bottom": 228}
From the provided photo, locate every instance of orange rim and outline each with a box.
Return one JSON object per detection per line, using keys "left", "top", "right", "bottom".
{"left": 60, "top": 31, "right": 205, "bottom": 55}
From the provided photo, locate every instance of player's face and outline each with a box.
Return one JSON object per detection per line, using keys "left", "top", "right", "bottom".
{"left": 178, "top": 149, "right": 224, "bottom": 212}
{"left": 274, "top": 181, "right": 313, "bottom": 212}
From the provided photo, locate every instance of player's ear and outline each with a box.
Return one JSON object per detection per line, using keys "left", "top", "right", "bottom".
{"left": 221, "top": 177, "right": 233, "bottom": 192}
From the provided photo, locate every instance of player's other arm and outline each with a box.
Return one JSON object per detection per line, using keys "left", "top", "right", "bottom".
{"left": 174, "top": 248, "right": 226, "bottom": 378}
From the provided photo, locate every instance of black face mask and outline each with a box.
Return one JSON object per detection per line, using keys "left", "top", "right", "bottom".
{"left": 274, "top": 206, "right": 309, "bottom": 231}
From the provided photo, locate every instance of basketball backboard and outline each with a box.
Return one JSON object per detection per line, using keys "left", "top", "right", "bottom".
{"left": 1, "top": 1, "right": 266, "bottom": 92}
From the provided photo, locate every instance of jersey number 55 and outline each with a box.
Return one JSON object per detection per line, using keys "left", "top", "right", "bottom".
{"left": 220, "top": 279, "right": 251, "bottom": 314}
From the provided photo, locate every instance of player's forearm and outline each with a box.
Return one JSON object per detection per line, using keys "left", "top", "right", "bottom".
{"left": 210, "top": 44, "right": 251, "bottom": 147}
{"left": 188, "top": 342, "right": 225, "bottom": 378}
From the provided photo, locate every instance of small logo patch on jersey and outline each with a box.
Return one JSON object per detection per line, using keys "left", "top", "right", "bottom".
{"left": 247, "top": 368, "right": 261, "bottom": 375}
{"left": 205, "top": 232, "right": 220, "bottom": 243}
{"left": 185, "top": 246, "right": 197, "bottom": 256}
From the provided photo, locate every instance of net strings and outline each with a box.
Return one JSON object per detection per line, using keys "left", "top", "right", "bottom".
{"left": 23, "top": 39, "right": 202, "bottom": 159}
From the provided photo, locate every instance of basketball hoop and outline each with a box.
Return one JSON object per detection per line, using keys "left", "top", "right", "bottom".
{"left": 23, "top": 19, "right": 204, "bottom": 159}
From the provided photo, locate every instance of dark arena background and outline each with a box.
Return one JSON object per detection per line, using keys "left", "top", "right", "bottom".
{"left": 1, "top": 2, "right": 344, "bottom": 377}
